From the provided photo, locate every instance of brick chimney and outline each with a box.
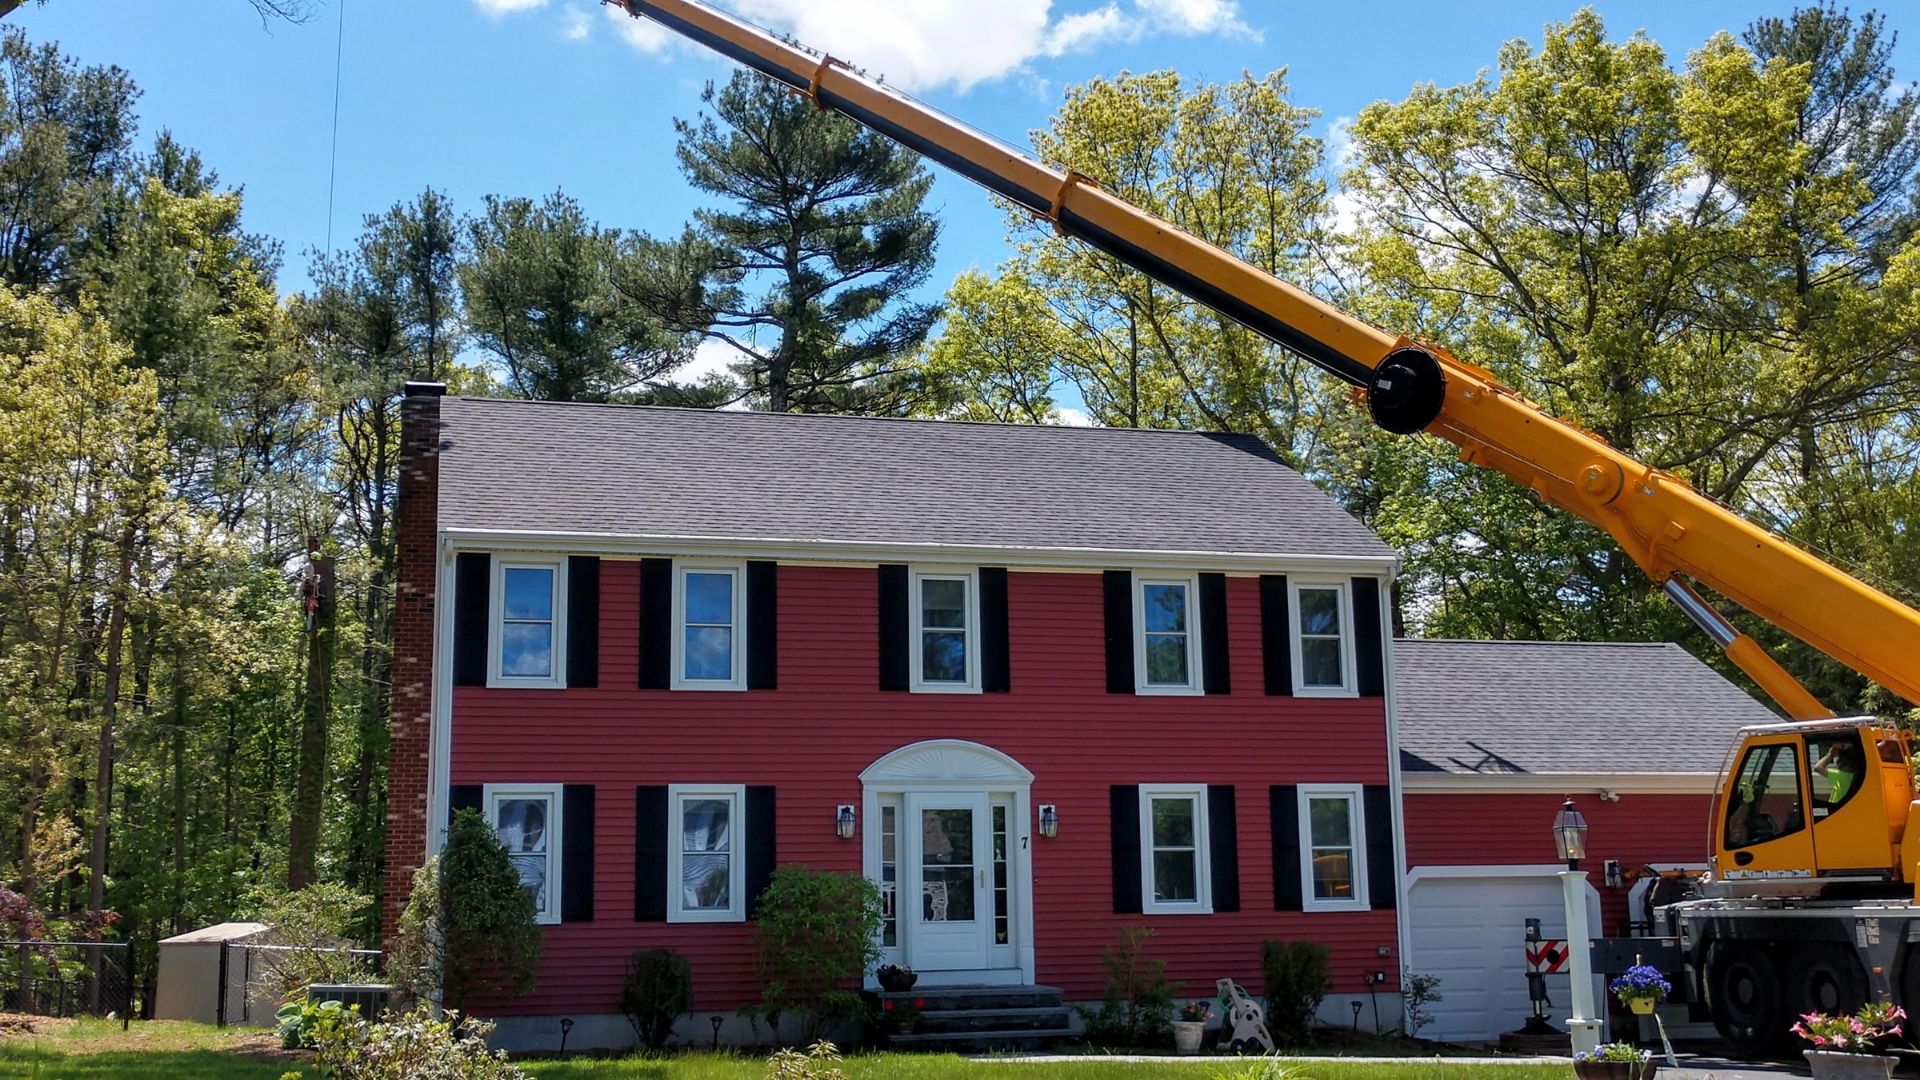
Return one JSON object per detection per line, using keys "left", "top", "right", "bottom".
{"left": 383, "top": 381, "right": 445, "bottom": 942}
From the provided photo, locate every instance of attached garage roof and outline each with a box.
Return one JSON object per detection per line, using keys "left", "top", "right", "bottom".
{"left": 433, "top": 396, "right": 1395, "bottom": 563}
{"left": 1394, "top": 639, "right": 1778, "bottom": 779}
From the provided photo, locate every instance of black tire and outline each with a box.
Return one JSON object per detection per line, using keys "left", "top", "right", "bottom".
{"left": 1788, "top": 944, "right": 1868, "bottom": 1020}
{"left": 1705, "top": 941, "right": 1789, "bottom": 1059}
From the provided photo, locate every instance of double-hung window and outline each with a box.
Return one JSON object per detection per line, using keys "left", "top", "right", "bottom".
{"left": 1134, "top": 575, "right": 1201, "bottom": 694}
{"left": 1290, "top": 580, "right": 1355, "bottom": 696}
{"left": 673, "top": 563, "right": 746, "bottom": 690}
{"left": 1298, "top": 784, "right": 1368, "bottom": 912}
{"left": 489, "top": 557, "right": 567, "bottom": 689}
{"left": 911, "top": 569, "right": 978, "bottom": 692}
{"left": 668, "top": 784, "right": 745, "bottom": 922}
{"left": 485, "top": 783, "right": 564, "bottom": 925}
{"left": 1139, "top": 784, "right": 1211, "bottom": 914}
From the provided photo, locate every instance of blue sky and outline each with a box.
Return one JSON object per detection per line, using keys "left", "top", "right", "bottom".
{"left": 20, "top": 0, "right": 1912, "bottom": 382}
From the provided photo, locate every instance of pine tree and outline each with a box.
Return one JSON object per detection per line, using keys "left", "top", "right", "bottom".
{"left": 625, "top": 72, "right": 940, "bottom": 414}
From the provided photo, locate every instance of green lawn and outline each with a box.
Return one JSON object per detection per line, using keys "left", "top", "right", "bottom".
{"left": 0, "top": 1020, "right": 1568, "bottom": 1080}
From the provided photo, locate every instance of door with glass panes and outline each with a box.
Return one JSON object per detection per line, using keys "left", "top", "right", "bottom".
{"left": 876, "top": 792, "right": 1017, "bottom": 978}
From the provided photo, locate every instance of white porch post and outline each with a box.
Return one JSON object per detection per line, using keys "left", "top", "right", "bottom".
{"left": 1560, "top": 869, "right": 1602, "bottom": 1056}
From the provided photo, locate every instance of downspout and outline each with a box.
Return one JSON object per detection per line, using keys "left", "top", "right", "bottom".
{"left": 1380, "top": 572, "right": 1412, "bottom": 1035}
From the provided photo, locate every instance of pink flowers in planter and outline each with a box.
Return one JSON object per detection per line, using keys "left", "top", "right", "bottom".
{"left": 1792, "top": 1001, "right": 1905, "bottom": 1054}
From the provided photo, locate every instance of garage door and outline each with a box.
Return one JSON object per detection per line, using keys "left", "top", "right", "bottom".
{"left": 1406, "top": 867, "right": 1605, "bottom": 1043}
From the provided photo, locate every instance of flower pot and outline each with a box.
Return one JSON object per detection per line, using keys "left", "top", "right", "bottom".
{"left": 877, "top": 969, "right": 917, "bottom": 993}
{"left": 1172, "top": 1021, "right": 1205, "bottom": 1055}
{"left": 1804, "top": 1050, "right": 1898, "bottom": 1080}
{"left": 1572, "top": 1062, "right": 1659, "bottom": 1080}
{"left": 1627, "top": 996, "right": 1657, "bottom": 1016}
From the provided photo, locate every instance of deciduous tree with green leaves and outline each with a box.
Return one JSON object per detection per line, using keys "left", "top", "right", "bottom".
{"left": 1336, "top": 5, "right": 1920, "bottom": 708}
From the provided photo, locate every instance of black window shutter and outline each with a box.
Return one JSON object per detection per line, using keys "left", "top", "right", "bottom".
{"left": 638, "top": 559, "right": 672, "bottom": 690}
{"left": 453, "top": 553, "right": 490, "bottom": 686}
{"left": 1199, "top": 572, "right": 1231, "bottom": 695}
{"left": 1110, "top": 784, "right": 1142, "bottom": 914}
{"left": 1103, "top": 571, "right": 1135, "bottom": 694}
{"left": 747, "top": 562, "right": 778, "bottom": 690}
{"left": 448, "top": 784, "right": 482, "bottom": 831}
{"left": 1364, "top": 784, "right": 1396, "bottom": 910}
{"left": 1259, "top": 575, "right": 1293, "bottom": 696}
{"left": 1207, "top": 785, "right": 1240, "bottom": 912}
{"left": 1352, "top": 577, "right": 1386, "bottom": 697}
{"left": 877, "top": 564, "right": 909, "bottom": 691}
{"left": 745, "top": 786, "right": 777, "bottom": 918}
{"left": 634, "top": 785, "right": 669, "bottom": 921}
{"left": 566, "top": 557, "right": 600, "bottom": 689}
{"left": 1270, "top": 784, "right": 1303, "bottom": 911}
{"left": 562, "top": 785, "right": 595, "bottom": 922}
{"left": 980, "top": 567, "right": 1011, "bottom": 692}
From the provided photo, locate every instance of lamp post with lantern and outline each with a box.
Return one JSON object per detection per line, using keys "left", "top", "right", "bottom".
{"left": 1554, "top": 798, "right": 1603, "bottom": 1056}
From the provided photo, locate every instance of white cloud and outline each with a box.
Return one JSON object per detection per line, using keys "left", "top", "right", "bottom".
{"left": 1054, "top": 406, "right": 1096, "bottom": 426}
{"left": 1135, "top": 0, "right": 1251, "bottom": 36}
{"left": 1043, "top": 5, "right": 1132, "bottom": 56}
{"left": 560, "top": 4, "right": 592, "bottom": 41}
{"left": 581, "top": 0, "right": 1255, "bottom": 93}
{"left": 473, "top": 0, "right": 547, "bottom": 16}
{"left": 680, "top": 337, "right": 745, "bottom": 382}
{"left": 604, "top": 2, "right": 676, "bottom": 53}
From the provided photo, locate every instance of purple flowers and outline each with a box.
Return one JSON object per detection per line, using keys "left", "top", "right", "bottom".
{"left": 1608, "top": 964, "right": 1671, "bottom": 1003}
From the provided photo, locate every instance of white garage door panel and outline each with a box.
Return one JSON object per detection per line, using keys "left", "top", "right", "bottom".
{"left": 1407, "top": 869, "right": 1605, "bottom": 1044}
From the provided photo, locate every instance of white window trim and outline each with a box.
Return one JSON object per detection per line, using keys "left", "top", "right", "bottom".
{"left": 667, "top": 783, "right": 747, "bottom": 923}
{"left": 483, "top": 782, "right": 564, "bottom": 926}
{"left": 1288, "top": 578, "right": 1357, "bottom": 698}
{"left": 1139, "top": 783, "right": 1212, "bottom": 915}
{"left": 1298, "top": 783, "right": 1369, "bottom": 913}
{"left": 671, "top": 562, "right": 748, "bottom": 691}
{"left": 1133, "top": 573, "right": 1203, "bottom": 696}
{"left": 909, "top": 567, "right": 981, "bottom": 693}
{"left": 486, "top": 556, "right": 568, "bottom": 690}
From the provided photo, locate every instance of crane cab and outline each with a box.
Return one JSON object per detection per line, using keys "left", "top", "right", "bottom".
{"left": 1712, "top": 719, "right": 1913, "bottom": 895}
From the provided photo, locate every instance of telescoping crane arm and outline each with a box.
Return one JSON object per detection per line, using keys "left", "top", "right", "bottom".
{"left": 611, "top": 0, "right": 1920, "bottom": 720}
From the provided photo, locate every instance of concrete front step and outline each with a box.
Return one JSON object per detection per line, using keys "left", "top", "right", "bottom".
{"left": 876, "top": 984, "right": 1065, "bottom": 1013}
{"left": 917, "top": 1005, "right": 1072, "bottom": 1034}
{"left": 889, "top": 1026, "right": 1079, "bottom": 1053}
{"left": 878, "top": 985, "right": 1074, "bottom": 1051}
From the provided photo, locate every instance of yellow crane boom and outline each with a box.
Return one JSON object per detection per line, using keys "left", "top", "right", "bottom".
{"left": 610, "top": 0, "right": 1920, "bottom": 720}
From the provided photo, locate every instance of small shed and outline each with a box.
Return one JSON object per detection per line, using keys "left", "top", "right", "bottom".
{"left": 153, "top": 922, "right": 272, "bottom": 1025}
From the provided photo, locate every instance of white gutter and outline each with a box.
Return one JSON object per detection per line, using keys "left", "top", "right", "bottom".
{"left": 437, "top": 527, "right": 1402, "bottom": 578}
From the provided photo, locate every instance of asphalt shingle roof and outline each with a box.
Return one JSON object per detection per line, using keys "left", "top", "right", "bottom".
{"left": 434, "top": 397, "right": 1394, "bottom": 561}
{"left": 1393, "top": 639, "right": 1778, "bottom": 777}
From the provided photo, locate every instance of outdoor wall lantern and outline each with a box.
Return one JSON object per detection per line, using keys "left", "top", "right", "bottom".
{"left": 836, "top": 804, "right": 857, "bottom": 840}
{"left": 1552, "top": 797, "right": 1589, "bottom": 871}
{"left": 1038, "top": 804, "right": 1059, "bottom": 839}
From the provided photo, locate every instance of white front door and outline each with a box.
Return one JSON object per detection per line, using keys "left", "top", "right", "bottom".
{"left": 904, "top": 791, "right": 992, "bottom": 973}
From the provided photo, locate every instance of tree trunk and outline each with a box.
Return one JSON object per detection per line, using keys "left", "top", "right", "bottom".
{"left": 170, "top": 639, "right": 188, "bottom": 936}
{"left": 288, "top": 552, "right": 336, "bottom": 890}
{"left": 88, "top": 528, "right": 134, "bottom": 1011}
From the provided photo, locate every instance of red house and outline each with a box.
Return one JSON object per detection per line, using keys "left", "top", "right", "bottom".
{"left": 384, "top": 384, "right": 1409, "bottom": 1049}
{"left": 1392, "top": 639, "right": 1775, "bottom": 1043}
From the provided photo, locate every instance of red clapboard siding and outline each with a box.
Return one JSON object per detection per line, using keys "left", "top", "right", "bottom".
{"left": 452, "top": 563, "right": 1396, "bottom": 1015}
{"left": 1401, "top": 791, "right": 1714, "bottom": 936}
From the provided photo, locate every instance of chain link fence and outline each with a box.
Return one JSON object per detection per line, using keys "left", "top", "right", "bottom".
{"left": 0, "top": 940, "right": 133, "bottom": 1021}
{"left": 217, "top": 941, "right": 382, "bottom": 1026}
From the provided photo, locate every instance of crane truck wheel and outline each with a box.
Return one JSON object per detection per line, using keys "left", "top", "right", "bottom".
{"left": 1787, "top": 944, "right": 1868, "bottom": 1020}
{"left": 1704, "top": 942, "right": 1789, "bottom": 1059}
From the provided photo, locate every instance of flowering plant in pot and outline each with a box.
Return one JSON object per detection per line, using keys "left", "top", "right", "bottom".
{"left": 875, "top": 963, "right": 917, "bottom": 992}
{"left": 1608, "top": 965, "right": 1671, "bottom": 1016}
{"left": 881, "top": 997, "right": 924, "bottom": 1034}
{"left": 1573, "top": 1042, "right": 1657, "bottom": 1080}
{"left": 1172, "top": 1001, "right": 1210, "bottom": 1055}
{"left": 1793, "top": 1001, "right": 1905, "bottom": 1080}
